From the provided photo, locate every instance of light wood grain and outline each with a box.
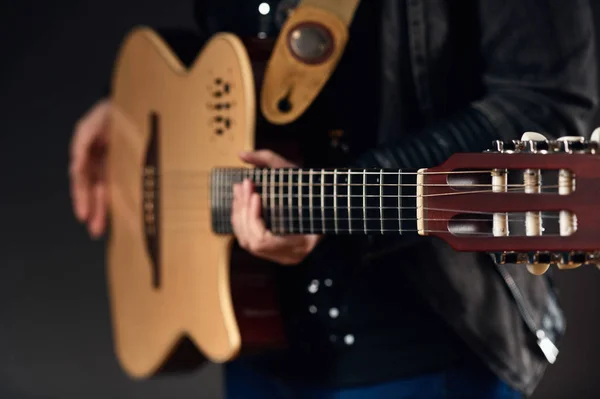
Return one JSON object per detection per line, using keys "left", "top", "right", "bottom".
{"left": 106, "top": 27, "right": 255, "bottom": 378}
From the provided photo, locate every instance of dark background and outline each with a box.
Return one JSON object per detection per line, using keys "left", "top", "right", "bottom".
{"left": 2, "top": 1, "right": 600, "bottom": 398}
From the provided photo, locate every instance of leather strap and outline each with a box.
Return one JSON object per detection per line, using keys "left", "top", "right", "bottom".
{"left": 301, "top": 0, "right": 360, "bottom": 25}
{"left": 260, "top": 0, "right": 361, "bottom": 125}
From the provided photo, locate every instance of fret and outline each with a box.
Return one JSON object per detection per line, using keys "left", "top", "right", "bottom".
{"left": 253, "top": 168, "right": 262, "bottom": 228}
{"left": 262, "top": 169, "right": 269, "bottom": 230}
{"left": 278, "top": 168, "right": 285, "bottom": 234}
{"left": 254, "top": 168, "right": 260, "bottom": 196}
{"left": 270, "top": 169, "right": 276, "bottom": 233}
{"left": 218, "top": 168, "right": 223, "bottom": 233}
{"left": 379, "top": 169, "right": 384, "bottom": 234}
{"left": 309, "top": 169, "right": 314, "bottom": 233}
{"left": 224, "top": 169, "right": 228, "bottom": 233}
{"left": 362, "top": 169, "right": 367, "bottom": 234}
{"left": 380, "top": 171, "right": 403, "bottom": 233}
{"left": 347, "top": 171, "right": 352, "bottom": 234}
{"left": 333, "top": 169, "right": 339, "bottom": 234}
{"left": 228, "top": 170, "right": 234, "bottom": 234}
{"left": 398, "top": 169, "right": 402, "bottom": 234}
{"left": 310, "top": 169, "right": 324, "bottom": 233}
{"left": 335, "top": 171, "right": 349, "bottom": 233}
{"left": 210, "top": 167, "right": 420, "bottom": 236}
{"left": 298, "top": 168, "right": 303, "bottom": 234}
{"left": 288, "top": 168, "right": 293, "bottom": 234}
{"left": 213, "top": 169, "right": 219, "bottom": 232}
{"left": 320, "top": 169, "right": 326, "bottom": 233}
{"left": 347, "top": 172, "right": 362, "bottom": 233}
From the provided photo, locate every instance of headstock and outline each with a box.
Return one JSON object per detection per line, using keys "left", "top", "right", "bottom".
{"left": 419, "top": 128, "right": 600, "bottom": 274}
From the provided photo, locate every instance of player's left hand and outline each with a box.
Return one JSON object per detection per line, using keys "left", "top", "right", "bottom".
{"left": 231, "top": 150, "right": 321, "bottom": 265}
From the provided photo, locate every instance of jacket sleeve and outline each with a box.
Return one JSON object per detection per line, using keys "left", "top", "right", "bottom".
{"left": 352, "top": 0, "right": 599, "bottom": 170}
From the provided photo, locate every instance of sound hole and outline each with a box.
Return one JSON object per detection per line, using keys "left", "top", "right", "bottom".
{"left": 143, "top": 112, "right": 161, "bottom": 289}
{"left": 209, "top": 77, "right": 235, "bottom": 136}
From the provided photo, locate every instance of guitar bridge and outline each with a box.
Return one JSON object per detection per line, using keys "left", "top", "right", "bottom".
{"left": 142, "top": 112, "right": 161, "bottom": 289}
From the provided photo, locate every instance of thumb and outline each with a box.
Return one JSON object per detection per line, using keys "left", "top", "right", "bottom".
{"left": 239, "top": 150, "right": 295, "bottom": 168}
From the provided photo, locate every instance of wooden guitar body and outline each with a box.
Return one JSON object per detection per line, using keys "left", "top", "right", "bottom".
{"left": 106, "top": 28, "right": 327, "bottom": 378}
{"left": 103, "top": 26, "right": 600, "bottom": 381}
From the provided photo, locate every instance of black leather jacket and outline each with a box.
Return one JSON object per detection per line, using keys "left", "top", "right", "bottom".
{"left": 149, "top": 0, "right": 598, "bottom": 395}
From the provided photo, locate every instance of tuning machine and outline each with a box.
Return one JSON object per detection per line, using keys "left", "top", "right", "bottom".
{"left": 491, "top": 251, "right": 600, "bottom": 274}
{"left": 488, "top": 128, "right": 600, "bottom": 154}
{"left": 490, "top": 132, "right": 550, "bottom": 154}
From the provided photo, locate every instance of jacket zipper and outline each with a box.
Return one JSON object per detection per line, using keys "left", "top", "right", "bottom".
{"left": 494, "top": 264, "right": 558, "bottom": 364}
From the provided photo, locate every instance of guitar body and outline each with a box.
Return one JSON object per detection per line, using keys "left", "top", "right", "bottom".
{"left": 106, "top": 28, "right": 332, "bottom": 378}
{"left": 101, "top": 24, "right": 600, "bottom": 382}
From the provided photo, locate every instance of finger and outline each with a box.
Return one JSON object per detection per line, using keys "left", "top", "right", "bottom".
{"left": 69, "top": 100, "right": 110, "bottom": 220}
{"left": 246, "top": 190, "right": 292, "bottom": 258}
{"left": 239, "top": 150, "right": 295, "bottom": 168}
{"left": 240, "top": 179, "right": 254, "bottom": 239}
{"left": 88, "top": 182, "right": 107, "bottom": 238}
{"left": 235, "top": 182, "right": 252, "bottom": 247}
{"left": 70, "top": 99, "right": 110, "bottom": 161}
{"left": 70, "top": 165, "right": 91, "bottom": 221}
{"left": 70, "top": 102, "right": 110, "bottom": 177}
{"left": 231, "top": 183, "right": 247, "bottom": 246}
{"left": 247, "top": 191, "right": 269, "bottom": 241}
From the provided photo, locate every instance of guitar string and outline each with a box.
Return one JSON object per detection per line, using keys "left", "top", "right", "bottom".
{"left": 152, "top": 169, "right": 551, "bottom": 176}
{"left": 161, "top": 206, "right": 564, "bottom": 224}
{"left": 157, "top": 185, "right": 565, "bottom": 198}
{"left": 145, "top": 169, "right": 569, "bottom": 193}
{"left": 158, "top": 187, "right": 566, "bottom": 219}
{"left": 161, "top": 226, "right": 564, "bottom": 236}
{"left": 139, "top": 168, "right": 570, "bottom": 233}
{"left": 161, "top": 181, "right": 566, "bottom": 189}
{"left": 162, "top": 215, "right": 562, "bottom": 223}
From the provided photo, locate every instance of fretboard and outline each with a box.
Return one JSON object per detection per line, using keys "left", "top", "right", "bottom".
{"left": 210, "top": 168, "right": 418, "bottom": 236}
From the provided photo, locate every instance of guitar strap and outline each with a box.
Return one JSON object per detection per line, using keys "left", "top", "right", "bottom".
{"left": 260, "top": 0, "right": 361, "bottom": 125}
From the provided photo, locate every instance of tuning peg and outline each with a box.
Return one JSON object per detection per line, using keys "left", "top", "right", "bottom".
{"left": 556, "top": 135, "right": 587, "bottom": 152}
{"left": 526, "top": 263, "right": 551, "bottom": 275}
{"left": 557, "top": 136, "right": 585, "bottom": 141}
{"left": 591, "top": 127, "right": 600, "bottom": 143}
{"left": 556, "top": 263, "right": 582, "bottom": 270}
{"left": 521, "top": 132, "right": 548, "bottom": 141}
{"left": 520, "top": 132, "right": 550, "bottom": 152}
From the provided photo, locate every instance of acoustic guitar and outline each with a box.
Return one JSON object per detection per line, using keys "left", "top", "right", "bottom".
{"left": 106, "top": 27, "right": 600, "bottom": 379}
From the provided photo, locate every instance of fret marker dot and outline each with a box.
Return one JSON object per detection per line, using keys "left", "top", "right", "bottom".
{"left": 309, "top": 305, "right": 317, "bottom": 314}
{"left": 324, "top": 279, "right": 332, "bottom": 287}
{"left": 308, "top": 280, "right": 319, "bottom": 294}
{"left": 329, "top": 307, "right": 339, "bottom": 318}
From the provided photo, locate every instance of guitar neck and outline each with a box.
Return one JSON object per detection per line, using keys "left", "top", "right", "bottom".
{"left": 211, "top": 168, "right": 419, "bottom": 235}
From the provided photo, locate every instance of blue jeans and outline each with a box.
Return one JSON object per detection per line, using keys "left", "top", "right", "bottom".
{"left": 224, "top": 360, "right": 523, "bottom": 399}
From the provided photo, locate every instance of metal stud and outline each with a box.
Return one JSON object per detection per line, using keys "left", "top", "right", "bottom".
{"left": 344, "top": 334, "right": 355, "bottom": 345}
{"left": 288, "top": 23, "right": 333, "bottom": 64}
{"left": 329, "top": 308, "right": 339, "bottom": 318}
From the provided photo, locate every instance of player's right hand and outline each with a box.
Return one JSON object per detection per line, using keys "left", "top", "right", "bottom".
{"left": 69, "top": 99, "right": 111, "bottom": 238}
